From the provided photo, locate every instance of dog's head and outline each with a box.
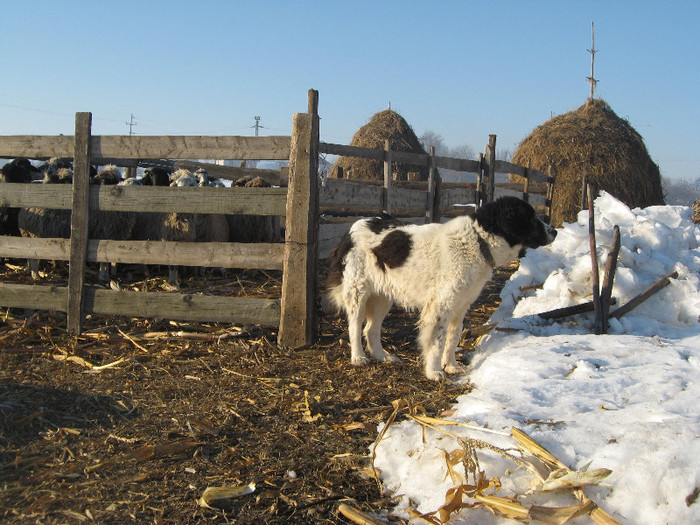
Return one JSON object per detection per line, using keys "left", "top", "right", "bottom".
{"left": 476, "top": 197, "right": 557, "bottom": 249}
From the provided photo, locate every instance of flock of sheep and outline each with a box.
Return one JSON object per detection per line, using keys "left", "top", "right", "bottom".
{"left": 0, "top": 158, "right": 283, "bottom": 286}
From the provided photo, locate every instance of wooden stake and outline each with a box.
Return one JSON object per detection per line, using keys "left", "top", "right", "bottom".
{"left": 599, "top": 226, "right": 621, "bottom": 333}
{"left": 587, "top": 182, "right": 603, "bottom": 334}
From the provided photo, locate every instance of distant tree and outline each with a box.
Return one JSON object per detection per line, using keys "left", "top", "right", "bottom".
{"left": 419, "top": 131, "right": 447, "bottom": 156}
{"left": 662, "top": 176, "right": 700, "bottom": 206}
{"left": 497, "top": 147, "right": 512, "bottom": 162}
{"left": 448, "top": 144, "right": 475, "bottom": 160}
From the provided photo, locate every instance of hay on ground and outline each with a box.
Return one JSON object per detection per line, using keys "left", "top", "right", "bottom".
{"left": 330, "top": 109, "right": 431, "bottom": 181}
{"left": 510, "top": 98, "right": 665, "bottom": 227}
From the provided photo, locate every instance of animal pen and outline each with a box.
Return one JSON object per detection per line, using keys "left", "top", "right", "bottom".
{"left": 0, "top": 90, "right": 554, "bottom": 349}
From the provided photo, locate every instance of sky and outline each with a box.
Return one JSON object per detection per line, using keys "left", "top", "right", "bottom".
{"left": 2, "top": 1, "right": 699, "bottom": 181}
{"left": 373, "top": 192, "right": 700, "bottom": 524}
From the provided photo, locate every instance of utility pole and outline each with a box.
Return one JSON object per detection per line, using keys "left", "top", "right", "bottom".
{"left": 253, "top": 116, "right": 263, "bottom": 136}
{"left": 587, "top": 22, "right": 599, "bottom": 101}
{"left": 126, "top": 114, "right": 137, "bottom": 136}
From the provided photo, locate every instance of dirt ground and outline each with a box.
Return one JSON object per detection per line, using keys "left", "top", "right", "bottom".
{"left": 0, "top": 261, "right": 515, "bottom": 524}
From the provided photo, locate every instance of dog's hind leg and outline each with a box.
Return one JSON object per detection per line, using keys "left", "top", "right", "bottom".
{"left": 364, "top": 295, "right": 401, "bottom": 363}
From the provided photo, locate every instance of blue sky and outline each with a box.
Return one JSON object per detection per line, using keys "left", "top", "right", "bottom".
{"left": 3, "top": 1, "right": 699, "bottom": 181}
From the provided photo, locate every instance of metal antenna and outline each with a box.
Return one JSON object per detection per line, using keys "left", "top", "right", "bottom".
{"left": 587, "top": 22, "right": 599, "bottom": 101}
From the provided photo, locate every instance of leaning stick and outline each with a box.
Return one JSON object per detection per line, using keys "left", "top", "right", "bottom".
{"left": 587, "top": 183, "right": 603, "bottom": 334}
{"left": 599, "top": 225, "right": 621, "bottom": 333}
{"left": 538, "top": 298, "right": 617, "bottom": 320}
{"left": 609, "top": 271, "right": 678, "bottom": 319}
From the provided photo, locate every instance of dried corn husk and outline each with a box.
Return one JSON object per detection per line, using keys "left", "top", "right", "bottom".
{"left": 198, "top": 483, "right": 256, "bottom": 508}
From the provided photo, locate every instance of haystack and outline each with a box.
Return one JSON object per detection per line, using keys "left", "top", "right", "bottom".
{"left": 692, "top": 200, "right": 700, "bottom": 225}
{"left": 330, "top": 109, "right": 430, "bottom": 181}
{"left": 510, "top": 98, "right": 664, "bottom": 226}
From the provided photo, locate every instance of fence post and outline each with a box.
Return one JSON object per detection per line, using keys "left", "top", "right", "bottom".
{"left": 486, "top": 134, "right": 496, "bottom": 202}
{"left": 383, "top": 139, "right": 392, "bottom": 213}
{"left": 66, "top": 112, "right": 92, "bottom": 334}
{"left": 426, "top": 146, "right": 437, "bottom": 223}
{"left": 476, "top": 152, "right": 484, "bottom": 208}
{"left": 278, "top": 90, "right": 320, "bottom": 349}
{"left": 547, "top": 165, "right": 556, "bottom": 224}
{"left": 522, "top": 159, "right": 531, "bottom": 203}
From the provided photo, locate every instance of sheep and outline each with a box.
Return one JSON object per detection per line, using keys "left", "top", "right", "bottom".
{"left": 140, "top": 166, "right": 171, "bottom": 187}
{"left": 227, "top": 176, "right": 283, "bottom": 244}
{"left": 89, "top": 167, "right": 136, "bottom": 281}
{"left": 1, "top": 158, "right": 40, "bottom": 237}
{"left": 17, "top": 169, "right": 73, "bottom": 278}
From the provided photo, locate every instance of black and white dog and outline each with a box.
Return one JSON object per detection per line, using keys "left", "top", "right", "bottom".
{"left": 326, "top": 197, "right": 557, "bottom": 381}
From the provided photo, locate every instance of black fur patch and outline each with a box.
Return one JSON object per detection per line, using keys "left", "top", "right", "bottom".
{"left": 326, "top": 233, "right": 353, "bottom": 290}
{"left": 366, "top": 212, "right": 403, "bottom": 234}
{"left": 372, "top": 230, "right": 412, "bottom": 271}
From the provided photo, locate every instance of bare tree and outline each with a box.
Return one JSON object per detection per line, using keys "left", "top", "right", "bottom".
{"left": 419, "top": 131, "right": 447, "bottom": 156}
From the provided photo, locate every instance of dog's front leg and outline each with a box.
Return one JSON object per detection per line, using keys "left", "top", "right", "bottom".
{"left": 419, "top": 303, "right": 448, "bottom": 381}
{"left": 442, "top": 314, "right": 467, "bottom": 375}
{"left": 347, "top": 304, "right": 370, "bottom": 366}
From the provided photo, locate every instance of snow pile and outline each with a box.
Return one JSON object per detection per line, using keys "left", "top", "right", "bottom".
{"left": 372, "top": 193, "right": 700, "bottom": 524}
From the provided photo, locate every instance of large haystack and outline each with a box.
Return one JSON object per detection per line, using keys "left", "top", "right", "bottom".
{"left": 330, "top": 109, "right": 429, "bottom": 181}
{"left": 511, "top": 98, "right": 664, "bottom": 226}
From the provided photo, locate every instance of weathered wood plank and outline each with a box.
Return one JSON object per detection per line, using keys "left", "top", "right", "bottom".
{"left": 84, "top": 288, "right": 281, "bottom": 325}
{"left": 320, "top": 179, "right": 383, "bottom": 209}
{"left": 0, "top": 237, "right": 284, "bottom": 269}
{"left": 320, "top": 142, "right": 430, "bottom": 166}
{"left": 388, "top": 186, "right": 428, "bottom": 213}
{"left": 92, "top": 185, "right": 288, "bottom": 215}
{"left": 0, "top": 135, "right": 75, "bottom": 158}
{"left": 66, "top": 112, "right": 92, "bottom": 333}
{"left": 494, "top": 159, "right": 549, "bottom": 183}
{"left": 0, "top": 282, "right": 281, "bottom": 325}
{"left": 91, "top": 135, "right": 291, "bottom": 160}
{"left": 89, "top": 240, "right": 284, "bottom": 269}
{"left": 440, "top": 187, "right": 477, "bottom": 208}
{"left": 0, "top": 183, "right": 73, "bottom": 209}
{"left": 0, "top": 184, "right": 287, "bottom": 215}
{"left": 433, "top": 155, "right": 481, "bottom": 173}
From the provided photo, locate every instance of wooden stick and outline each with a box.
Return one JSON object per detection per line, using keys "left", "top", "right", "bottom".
{"left": 599, "top": 226, "right": 621, "bottom": 333}
{"left": 538, "top": 298, "right": 617, "bottom": 320}
{"left": 609, "top": 271, "right": 678, "bottom": 319}
{"left": 587, "top": 183, "right": 603, "bottom": 334}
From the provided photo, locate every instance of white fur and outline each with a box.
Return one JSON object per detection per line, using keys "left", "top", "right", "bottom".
{"left": 329, "top": 210, "right": 555, "bottom": 381}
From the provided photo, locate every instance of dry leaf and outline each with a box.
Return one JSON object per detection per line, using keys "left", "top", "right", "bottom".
{"left": 541, "top": 465, "right": 612, "bottom": 492}
{"left": 198, "top": 483, "right": 256, "bottom": 508}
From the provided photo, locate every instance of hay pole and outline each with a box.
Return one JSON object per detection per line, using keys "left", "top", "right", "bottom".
{"left": 586, "top": 179, "right": 604, "bottom": 334}
{"left": 599, "top": 225, "right": 621, "bottom": 332}
{"left": 383, "top": 139, "right": 392, "bottom": 214}
{"left": 609, "top": 271, "right": 678, "bottom": 320}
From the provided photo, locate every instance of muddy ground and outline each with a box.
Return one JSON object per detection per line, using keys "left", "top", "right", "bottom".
{"left": 0, "top": 261, "right": 515, "bottom": 524}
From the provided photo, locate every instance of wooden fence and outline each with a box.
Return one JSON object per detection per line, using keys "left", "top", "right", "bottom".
{"left": 0, "top": 89, "right": 553, "bottom": 348}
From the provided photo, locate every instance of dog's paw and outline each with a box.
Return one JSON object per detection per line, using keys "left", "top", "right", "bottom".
{"left": 444, "top": 364, "right": 467, "bottom": 375}
{"left": 379, "top": 353, "right": 402, "bottom": 363}
{"left": 351, "top": 356, "right": 371, "bottom": 366}
{"left": 425, "top": 369, "right": 447, "bottom": 382}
